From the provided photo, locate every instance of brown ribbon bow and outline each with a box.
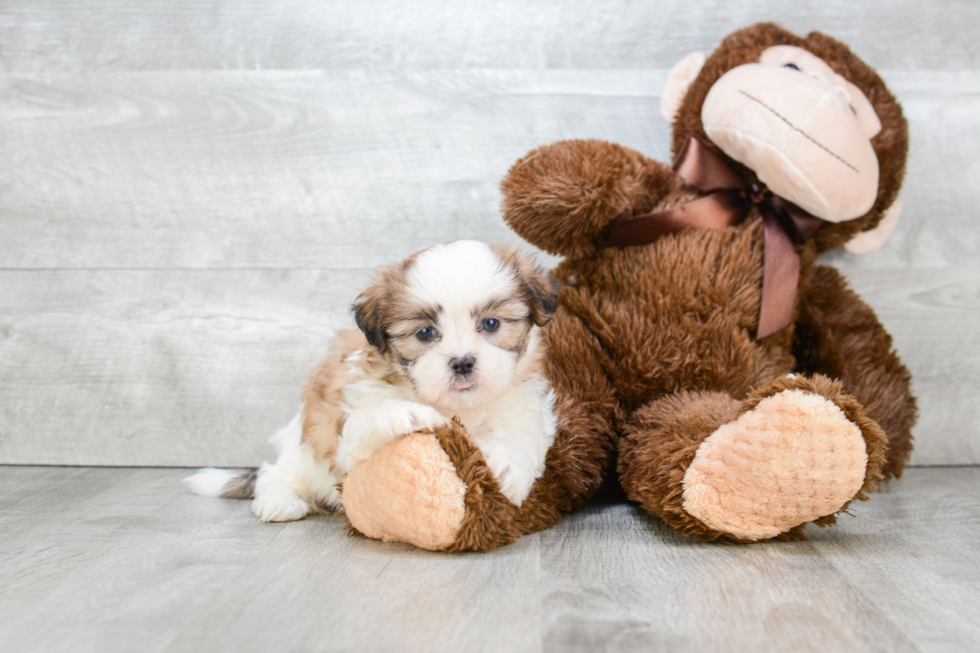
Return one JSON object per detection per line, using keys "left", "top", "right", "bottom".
{"left": 603, "top": 137, "right": 825, "bottom": 339}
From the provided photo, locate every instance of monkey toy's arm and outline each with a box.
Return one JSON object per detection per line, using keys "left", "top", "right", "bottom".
{"left": 505, "top": 303, "right": 622, "bottom": 541}
{"left": 500, "top": 139, "right": 685, "bottom": 260}
{"left": 793, "top": 265, "right": 917, "bottom": 479}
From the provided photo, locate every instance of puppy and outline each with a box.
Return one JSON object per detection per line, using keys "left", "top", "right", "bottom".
{"left": 186, "top": 240, "right": 559, "bottom": 522}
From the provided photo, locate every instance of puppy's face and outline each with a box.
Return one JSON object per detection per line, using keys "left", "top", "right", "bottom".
{"left": 353, "top": 241, "right": 558, "bottom": 414}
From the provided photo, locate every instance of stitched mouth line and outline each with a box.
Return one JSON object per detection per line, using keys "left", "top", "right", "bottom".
{"left": 738, "top": 90, "right": 859, "bottom": 173}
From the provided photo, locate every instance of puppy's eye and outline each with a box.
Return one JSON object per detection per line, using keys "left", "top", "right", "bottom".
{"left": 481, "top": 318, "right": 500, "bottom": 333}
{"left": 416, "top": 327, "right": 436, "bottom": 342}
{"left": 784, "top": 63, "right": 801, "bottom": 71}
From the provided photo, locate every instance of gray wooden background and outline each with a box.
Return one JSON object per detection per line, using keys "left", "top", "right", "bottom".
{"left": 1, "top": 1, "right": 978, "bottom": 467}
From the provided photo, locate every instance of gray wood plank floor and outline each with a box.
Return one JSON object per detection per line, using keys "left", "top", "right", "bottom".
{"left": 1, "top": 465, "right": 978, "bottom": 653}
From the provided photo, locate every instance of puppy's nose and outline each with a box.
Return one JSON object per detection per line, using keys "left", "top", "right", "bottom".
{"left": 450, "top": 356, "right": 476, "bottom": 375}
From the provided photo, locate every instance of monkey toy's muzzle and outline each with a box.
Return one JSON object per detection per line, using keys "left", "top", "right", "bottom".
{"left": 701, "top": 63, "right": 879, "bottom": 224}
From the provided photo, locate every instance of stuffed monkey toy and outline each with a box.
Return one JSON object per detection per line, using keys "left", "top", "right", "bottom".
{"left": 341, "top": 22, "right": 916, "bottom": 548}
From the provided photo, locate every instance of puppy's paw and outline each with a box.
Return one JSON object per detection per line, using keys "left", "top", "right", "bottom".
{"left": 251, "top": 484, "right": 311, "bottom": 523}
{"left": 480, "top": 448, "right": 533, "bottom": 507}
{"left": 336, "top": 400, "right": 449, "bottom": 474}
{"left": 379, "top": 401, "right": 448, "bottom": 439}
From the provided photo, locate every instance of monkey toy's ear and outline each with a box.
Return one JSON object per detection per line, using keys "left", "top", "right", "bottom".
{"left": 501, "top": 139, "right": 677, "bottom": 260}
{"left": 844, "top": 201, "right": 902, "bottom": 255}
{"left": 660, "top": 51, "right": 706, "bottom": 124}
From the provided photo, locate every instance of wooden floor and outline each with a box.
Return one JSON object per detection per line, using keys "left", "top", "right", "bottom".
{"left": 1, "top": 465, "right": 978, "bottom": 653}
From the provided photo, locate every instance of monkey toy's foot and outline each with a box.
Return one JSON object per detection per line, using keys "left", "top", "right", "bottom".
{"left": 342, "top": 420, "right": 521, "bottom": 552}
{"left": 681, "top": 376, "right": 887, "bottom": 541}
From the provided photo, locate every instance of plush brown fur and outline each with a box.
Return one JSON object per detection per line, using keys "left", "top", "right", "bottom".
{"left": 500, "top": 140, "right": 689, "bottom": 260}
{"left": 357, "top": 23, "right": 917, "bottom": 551}
{"left": 435, "top": 419, "right": 523, "bottom": 552}
{"left": 793, "top": 266, "right": 916, "bottom": 478}
{"left": 488, "top": 23, "right": 916, "bottom": 545}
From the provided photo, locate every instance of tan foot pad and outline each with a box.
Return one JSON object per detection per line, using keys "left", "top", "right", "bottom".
{"left": 342, "top": 432, "right": 467, "bottom": 551}
{"left": 682, "top": 389, "right": 868, "bottom": 541}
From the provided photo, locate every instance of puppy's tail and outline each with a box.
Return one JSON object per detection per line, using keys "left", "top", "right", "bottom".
{"left": 185, "top": 468, "right": 259, "bottom": 500}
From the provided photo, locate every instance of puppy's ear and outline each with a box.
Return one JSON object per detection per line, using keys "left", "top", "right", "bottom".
{"left": 352, "top": 284, "right": 387, "bottom": 352}
{"left": 526, "top": 272, "right": 561, "bottom": 327}
{"left": 351, "top": 256, "right": 419, "bottom": 353}
{"left": 491, "top": 243, "right": 562, "bottom": 327}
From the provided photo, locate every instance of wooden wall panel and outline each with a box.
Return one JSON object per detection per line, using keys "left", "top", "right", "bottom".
{"left": 0, "top": 3, "right": 976, "bottom": 466}
{"left": 1, "top": 1, "right": 977, "bottom": 71}
{"left": 2, "top": 71, "right": 978, "bottom": 270}
{"left": 1, "top": 267, "right": 975, "bottom": 466}
{"left": 0, "top": 269, "right": 371, "bottom": 466}
{"left": 1, "top": 71, "right": 668, "bottom": 270}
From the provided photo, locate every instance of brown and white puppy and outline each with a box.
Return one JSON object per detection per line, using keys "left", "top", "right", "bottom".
{"left": 186, "top": 240, "right": 559, "bottom": 522}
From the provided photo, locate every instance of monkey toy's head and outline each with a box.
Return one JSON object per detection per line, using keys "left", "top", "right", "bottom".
{"left": 661, "top": 23, "right": 908, "bottom": 254}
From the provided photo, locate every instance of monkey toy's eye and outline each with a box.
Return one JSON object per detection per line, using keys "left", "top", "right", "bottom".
{"left": 481, "top": 318, "right": 500, "bottom": 333}
{"left": 784, "top": 63, "right": 801, "bottom": 71}
{"left": 416, "top": 327, "right": 436, "bottom": 342}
